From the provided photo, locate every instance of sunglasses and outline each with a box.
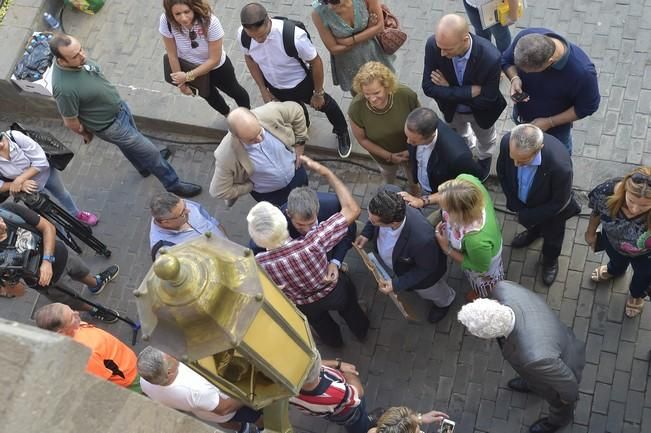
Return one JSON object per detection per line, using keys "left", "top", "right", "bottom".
{"left": 321, "top": 0, "right": 341, "bottom": 4}
{"left": 630, "top": 173, "right": 651, "bottom": 187}
{"left": 189, "top": 30, "right": 198, "bottom": 49}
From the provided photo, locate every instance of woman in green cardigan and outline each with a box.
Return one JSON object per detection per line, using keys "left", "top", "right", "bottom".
{"left": 434, "top": 174, "right": 504, "bottom": 299}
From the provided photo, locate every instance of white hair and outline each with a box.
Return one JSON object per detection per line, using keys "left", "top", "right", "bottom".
{"left": 457, "top": 298, "right": 514, "bottom": 339}
{"left": 247, "top": 201, "right": 290, "bottom": 250}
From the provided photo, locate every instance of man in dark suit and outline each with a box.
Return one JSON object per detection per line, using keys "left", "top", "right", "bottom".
{"left": 354, "top": 188, "right": 454, "bottom": 323}
{"left": 458, "top": 281, "right": 586, "bottom": 433}
{"left": 422, "top": 14, "right": 507, "bottom": 179}
{"left": 496, "top": 124, "right": 580, "bottom": 285}
{"left": 251, "top": 187, "right": 356, "bottom": 281}
{"left": 401, "top": 108, "right": 485, "bottom": 211}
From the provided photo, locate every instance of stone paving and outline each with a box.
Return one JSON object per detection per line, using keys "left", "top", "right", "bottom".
{"left": 1, "top": 0, "right": 650, "bottom": 432}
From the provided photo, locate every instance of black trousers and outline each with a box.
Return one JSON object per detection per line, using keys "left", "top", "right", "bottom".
{"left": 298, "top": 272, "right": 369, "bottom": 347}
{"left": 266, "top": 75, "right": 348, "bottom": 134}
{"left": 204, "top": 56, "right": 251, "bottom": 115}
{"left": 249, "top": 166, "right": 308, "bottom": 207}
{"left": 520, "top": 198, "right": 581, "bottom": 263}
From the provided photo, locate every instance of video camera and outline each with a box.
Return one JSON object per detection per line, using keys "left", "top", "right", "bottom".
{"left": 0, "top": 246, "right": 40, "bottom": 286}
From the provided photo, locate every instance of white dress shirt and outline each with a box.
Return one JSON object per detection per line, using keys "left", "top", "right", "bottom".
{"left": 0, "top": 131, "right": 50, "bottom": 190}
{"left": 245, "top": 129, "right": 296, "bottom": 193}
{"left": 416, "top": 136, "right": 438, "bottom": 195}
{"left": 238, "top": 19, "right": 317, "bottom": 89}
{"left": 377, "top": 217, "right": 407, "bottom": 272}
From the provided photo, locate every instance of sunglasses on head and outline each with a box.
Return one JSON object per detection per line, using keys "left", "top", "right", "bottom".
{"left": 189, "top": 30, "right": 198, "bottom": 49}
{"left": 630, "top": 173, "right": 651, "bottom": 187}
{"left": 321, "top": 0, "right": 341, "bottom": 4}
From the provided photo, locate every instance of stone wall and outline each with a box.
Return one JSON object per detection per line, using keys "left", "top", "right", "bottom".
{"left": 0, "top": 319, "right": 224, "bottom": 433}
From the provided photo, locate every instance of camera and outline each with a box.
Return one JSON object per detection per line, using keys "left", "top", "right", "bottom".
{"left": 0, "top": 247, "right": 41, "bottom": 286}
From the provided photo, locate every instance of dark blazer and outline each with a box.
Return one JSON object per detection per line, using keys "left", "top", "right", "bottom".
{"left": 493, "top": 281, "right": 586, "bottom": 403}
{"left": 361, "top": 206, "right": 447, "bottom": 292}
{"left": 422, "top": 34, "right": 507, "bottom": 129}
{"left": 496, "top": 132, "right": 580, "bottom": 228}
{"left": 409, "top": 122, "right": 484, "bottom": 192}
{"left": 250, "top": 192, "right": 356, "bottom": 262}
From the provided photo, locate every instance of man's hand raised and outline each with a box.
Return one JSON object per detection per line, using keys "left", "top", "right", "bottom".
{"left": 300, "top": 155, "right": 330, "bottom": 177}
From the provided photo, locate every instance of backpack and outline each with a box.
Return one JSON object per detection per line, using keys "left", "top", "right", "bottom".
{"left": 241, "top": 17, "right": 312, "bottom": 74}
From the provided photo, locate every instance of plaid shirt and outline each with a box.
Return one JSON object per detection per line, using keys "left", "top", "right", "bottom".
{"left": 256, "top": 213, "right": 349, "bottom": 304}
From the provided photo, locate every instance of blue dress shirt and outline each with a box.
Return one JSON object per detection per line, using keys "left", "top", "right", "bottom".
{"left": 452, "top": 37, "right": 473, "bottom": 113}
{"left": 517, "top": 151, "right": 542, "bottom": 203}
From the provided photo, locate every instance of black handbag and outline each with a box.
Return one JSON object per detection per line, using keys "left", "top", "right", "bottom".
{"left": 9, "top": 123, "right": 74, "bottom": 171}
{"left": 163, "top": 54, "right": 211, "bottom": 98}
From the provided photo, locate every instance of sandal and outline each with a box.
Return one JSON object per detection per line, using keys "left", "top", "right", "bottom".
{"left": 591, "top": 265, "right": 613, "bottom": 283}
{"left": 625, "top": 296, "right": 645, "bottom": 318}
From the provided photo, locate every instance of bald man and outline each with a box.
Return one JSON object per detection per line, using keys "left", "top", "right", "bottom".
{"left": 209, "top": 102, "right": 309, "bottom": 207}
{"left": 422, "top": 14, "right": 507, "bottom": 181}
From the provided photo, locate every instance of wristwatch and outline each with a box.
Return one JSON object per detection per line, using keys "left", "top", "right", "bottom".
{"left": 42, "top": 255, "right": 55, "bottom": 263}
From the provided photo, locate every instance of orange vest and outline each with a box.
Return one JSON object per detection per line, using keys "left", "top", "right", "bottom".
{"left": 73, "top": 323, "right": 137, "bottom": 387}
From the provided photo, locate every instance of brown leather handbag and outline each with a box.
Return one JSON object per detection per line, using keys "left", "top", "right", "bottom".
{"left": 374, "top": 4, "right": 407, "bottom": 55}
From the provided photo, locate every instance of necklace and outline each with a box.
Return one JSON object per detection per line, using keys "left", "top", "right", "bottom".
{"left": 366, "top": 93, "right": 394, "bottom": 115}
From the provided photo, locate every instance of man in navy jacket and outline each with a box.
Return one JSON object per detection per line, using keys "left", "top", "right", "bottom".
{"left": 422, "top": 14, "right": 507, "bottom": 179}
{"left": 501, "top": 28, "right": 600, "bottom": 154}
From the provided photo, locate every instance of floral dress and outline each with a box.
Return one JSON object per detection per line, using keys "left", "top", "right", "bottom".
{"left": 313, "top": 0, "right": 395, "bottom": 91}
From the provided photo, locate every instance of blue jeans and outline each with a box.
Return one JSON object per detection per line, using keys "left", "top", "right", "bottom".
{"left": 463, "top": 0, "right": 513, "bottom": 52}
{"left": 95, "top": 101, "right": 179, "bottom": 188}
{"left": 44, "top": 169, "right": 79, "bottom": 215}
{"left": 603, "top": 232, "right": 651, "bottom": 299}
{"left": 340, "top": 398, "right": 372, "bottom": 433}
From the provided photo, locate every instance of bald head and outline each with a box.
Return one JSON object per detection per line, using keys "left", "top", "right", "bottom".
{"left": 34, "top": 303, "right": 69, "bottom": 332}
{"left": 435, "top": 14, "right": 471, "bottom": 58}
{"left": 241, "top": 2, "right": 267, "bottom": 26}
{"left": 227, "top": 107, "right": 263, "bottom": 144}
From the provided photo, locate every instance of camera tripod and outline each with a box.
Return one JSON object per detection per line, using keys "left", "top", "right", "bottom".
{"left": 14, "top": 192, "right": 112, "bottom": 257}
{"left": 51, "top": 284, "right": 141, "bottom": 345}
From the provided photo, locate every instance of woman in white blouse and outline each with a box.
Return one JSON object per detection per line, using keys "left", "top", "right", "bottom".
{"left": 0, "top": 130, "right": 98, "bottom": 226}
{"left": 161, "top": 0, "right": 250, "bottom": 116}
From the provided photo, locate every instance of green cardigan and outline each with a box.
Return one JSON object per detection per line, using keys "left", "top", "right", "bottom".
{"left": 458, "top": 174, "right": 503, "bottom": 273}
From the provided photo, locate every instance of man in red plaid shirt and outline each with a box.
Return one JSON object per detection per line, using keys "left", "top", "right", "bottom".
{"left": 248, "top": 156, "right": 368, "bottom": 347}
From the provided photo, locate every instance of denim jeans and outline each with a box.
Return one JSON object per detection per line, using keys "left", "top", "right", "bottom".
{"left": 463, "top": 0, "right": 513, "bottom": 52}
{"left": 95, "top": 101, "right": 179, "bottom": 188}
{"left": 603, "top": 231, "right": 651, "bottom": 299}
{"left": 342, "top": 398, "right": 372, "bottom": 433}
{"left": 44, "top": 169, "right": 79, "bottom": 215}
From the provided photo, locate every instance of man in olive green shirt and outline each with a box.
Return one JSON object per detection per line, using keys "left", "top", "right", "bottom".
{"left": 49, "top": 33, "right": 201, "bottom": 198}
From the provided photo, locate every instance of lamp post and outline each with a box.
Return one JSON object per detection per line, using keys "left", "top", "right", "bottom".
{"left": 134, "top": 232, "right": 318, "bottom": 433}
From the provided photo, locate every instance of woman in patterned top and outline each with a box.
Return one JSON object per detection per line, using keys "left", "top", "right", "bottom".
{"left": 160, "top": 0, "right": 250, "bottom": 116}
{"left": 586, "top": 167, "right": 651, "bottom": 318}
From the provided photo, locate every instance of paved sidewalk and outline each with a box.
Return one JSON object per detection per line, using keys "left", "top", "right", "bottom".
{"left": 45, "top": 0, "right": 649, "bottom": 186}
{"left": 0, "top": 111, "right": 648, "bottom": 433}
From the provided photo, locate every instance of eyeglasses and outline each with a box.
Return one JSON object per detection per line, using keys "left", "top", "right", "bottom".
{"left": 630, "top": 173, "right": 651, "bottom": 187}
{"left": 243, "top": 17, "right": 267, "bottom": 29}
{"left": 158, "top": 202, "right": 189, "bottom": 222}
{"left": 189, "top": 30, "right": 198, "bottom": 49}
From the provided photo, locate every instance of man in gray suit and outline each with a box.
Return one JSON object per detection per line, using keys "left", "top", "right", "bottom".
{"left": 457, "top": 280, "right": 586, "bottom": 433}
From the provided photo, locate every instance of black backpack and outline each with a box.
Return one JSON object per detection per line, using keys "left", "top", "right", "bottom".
{"left": 241, "top": 17, "right": 312, "bottom": 74}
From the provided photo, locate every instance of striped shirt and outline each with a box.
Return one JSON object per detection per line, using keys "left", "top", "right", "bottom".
{"left": 159, "top": 13, "right": 226, "bottom": 69}
{"left": 290, "top": 366, "right": 361, "bottom": 423}
{"left": 256, "top": 213, "right": 348, "bottom": 304}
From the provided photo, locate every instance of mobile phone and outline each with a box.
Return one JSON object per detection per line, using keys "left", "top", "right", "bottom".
{"left": 511, "top": 91, "right": 529, "bottom": 103}
{"left": 440, "top": 419, "right": 456, "bottom": 433}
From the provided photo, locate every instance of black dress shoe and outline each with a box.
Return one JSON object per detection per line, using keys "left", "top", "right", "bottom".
{"left": 336, "top": 130, "right": 352, "bottom": 158}
{"left": 542, "top": 259, "right": 559, "bottom": 286}
{"left": 166, "top": 181, "right": 202, "bottom": 198}
{"left": 427, "top": 303, "right": 451, "bottom": 323}
{"left": 138, "top": 169, "right": 151, "bottom": 178}
{"left": 160, "top": 147, "right": 172, "bottom": 160}
{"left": 511, "top": 230, "right": 539, "bottom": 248}
{"left": 529, "top": 417, "right": 562, "bottom": 433}
{"left": 507, "top": 377, "right": 531, "bottom": 393}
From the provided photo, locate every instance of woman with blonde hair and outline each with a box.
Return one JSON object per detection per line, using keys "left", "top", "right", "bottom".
{"left": 369, "top": 407, "right": 449, "bottom": 433}
{"left": 586, "top": 167, "right": 651, "bottom": 318}
{"left": 348, "top": 61, "right": 419, "bottom": 190}
{"left": 434, "top": 173, "right": 503, "bottom": 299}
{"left": 311, "top": 0, "right": 394, "bottom": 94}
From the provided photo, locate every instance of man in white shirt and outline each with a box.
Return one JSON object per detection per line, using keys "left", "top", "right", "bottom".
{"left": 354, "top": 188, "right": 455, "bottom": 323}
{"left": 137, "top": 346, "right": 262, "bottom": 433}
{"left": 210, "top": 103, "right": 308, "bottom": 207}
{"left": 238, "top": 3, "right": 352, "bottom": 159}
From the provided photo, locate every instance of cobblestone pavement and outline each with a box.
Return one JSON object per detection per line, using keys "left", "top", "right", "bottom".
{"left": 2, "top": 0, "right": 651, "bottom": 432}
{"left": 0, "top": 111, "right": 648, "bottom": 433}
